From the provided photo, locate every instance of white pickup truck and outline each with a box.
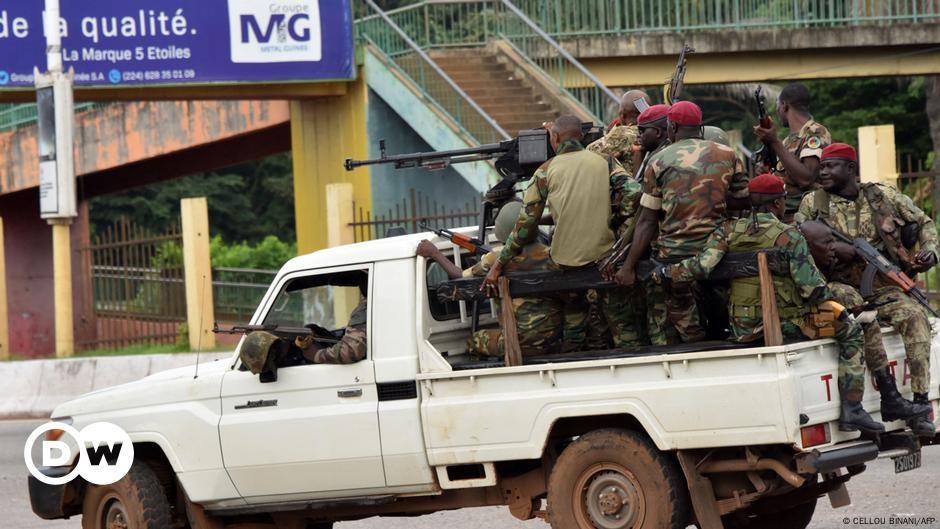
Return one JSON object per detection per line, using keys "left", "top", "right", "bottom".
{"left": 29, "top": 230, "right": 940, "bottom": 529}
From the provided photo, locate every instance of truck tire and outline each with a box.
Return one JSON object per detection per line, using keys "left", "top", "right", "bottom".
{"left": 81, "top": 460, "right": 173, "bottom": 529}
{"left": 546, "top": 428, "right": 689, "bottom": 529}
{"left": 305, "top": 522, "right": 334, "bottom": 529}
{"left": 723, "top": 498, "right": 817, "bottom": 529}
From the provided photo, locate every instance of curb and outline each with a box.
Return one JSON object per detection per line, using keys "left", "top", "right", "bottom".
{"left": 1, "top": 352, "right": 234, "bottom": 419}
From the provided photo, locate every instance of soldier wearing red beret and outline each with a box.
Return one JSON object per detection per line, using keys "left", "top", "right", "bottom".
{"left": 754, "top": 82, "right": 832, "bottom": 221}
{"left": 661, "top": 172, "right": 884, "bottom": 434}
{"left": 616, "top": 100, "right": 749, "bottom": 345}
{"left": 797, "top": 142, "right": 938, "bottom": 437}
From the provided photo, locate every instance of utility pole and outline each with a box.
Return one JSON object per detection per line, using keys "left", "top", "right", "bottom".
{"left": 35, "top": 0, "right": 76, "bottom": 358}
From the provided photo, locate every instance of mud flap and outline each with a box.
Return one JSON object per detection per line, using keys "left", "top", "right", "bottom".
{"left": 676, "top": 450, "right": 724, "bottom": 529}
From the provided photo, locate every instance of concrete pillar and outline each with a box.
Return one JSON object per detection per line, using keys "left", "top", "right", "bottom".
{"left": 326, "top": 183, "right": 360, "bottom": 320}
{"left": 181, "top": 197, "right": 216, "bottom": 351}
{"left": 858, "top": 125, "right": 898, "bottom": 186}
{"left": 0, "top": 217, "right": 7, "bottom": 360}
{"left": 51, "top": 219, "right": 74, "bottom": 358}
{"left": 291, "top": 71, "right": 371, "bottom": 255}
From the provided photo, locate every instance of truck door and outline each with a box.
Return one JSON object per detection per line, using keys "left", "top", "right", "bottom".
{"left": 219, "top": 265, "right": 385, "bottom": 502}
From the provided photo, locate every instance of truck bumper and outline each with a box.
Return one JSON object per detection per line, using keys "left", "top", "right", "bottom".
{"left": 28, "top": 467, "right": 83, "bottom": 520}
{"left": 798, "top": 441, "right": 879, "bottom": 474}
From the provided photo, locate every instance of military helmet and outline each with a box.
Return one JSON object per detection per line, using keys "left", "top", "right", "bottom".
{"left": 240, "top": 331, "right": 281, "bottom": 375}
{"left": 703, "top": 126, "right": 730, "bottom": 147}
{"left": 494, "top": 201, "right": 523, "bottom": 243}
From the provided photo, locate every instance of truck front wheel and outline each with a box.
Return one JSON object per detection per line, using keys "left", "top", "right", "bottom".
{"left": 546, "top": 428, "right": 689, "bottom": 529}
{"left": 81, "top": 460, "right": 172, "bottom": 529}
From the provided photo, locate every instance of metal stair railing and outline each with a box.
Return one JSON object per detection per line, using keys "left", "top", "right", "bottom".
{"left": 0, "top": 102, "right": 102, "bottom": 132}
{"left": 356, "top": 0, "right": 509, "bottom": 145}
{"left": 492, "top": 0, "right": 619, "bottom": 124}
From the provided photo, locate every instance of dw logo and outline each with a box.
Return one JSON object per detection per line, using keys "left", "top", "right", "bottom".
{"left": 228, "top": 0, "right": 323, "bottom": 63}
{"left": 24, "top": 422, "right": 134, "bottom": 486}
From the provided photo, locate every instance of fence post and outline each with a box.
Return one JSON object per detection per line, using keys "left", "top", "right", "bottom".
{"left": 181, "top": 197, "right": 216, "bottom": 351}
{"left": 326, "top": 183, "right": 360, "bottom": 322}
{"left": 0, "top": 217, "right": 7, "bottom": 360}
{"left": 858, "top": 124, "right": 898, "bottom": 187}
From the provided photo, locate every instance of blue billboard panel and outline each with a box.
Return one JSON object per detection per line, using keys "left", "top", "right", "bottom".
{"left": 0, "top": 0, "right": 354, "bottom": 88}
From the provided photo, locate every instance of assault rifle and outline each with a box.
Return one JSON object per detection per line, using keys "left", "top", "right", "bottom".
{"left": 212, "top": 323, "right": 339, "bottom": 344}
{"left": 420, "top": 223, "right": 492, "bottom": 256}
{"left": 753, "top": 86, "right": 778, "bottom": 173}
{"left": 825, "top": 223, "right": 940, "bottom": 318}
{"left": 664, "top": 44, "right": 694, "bottom": 105}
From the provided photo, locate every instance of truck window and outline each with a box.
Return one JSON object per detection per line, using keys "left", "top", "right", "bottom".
{"left": 425, "top": 251, "right": 491, "bottom": 321}
{"left": 264, "top": 269, "right": 368, "bottom": 331}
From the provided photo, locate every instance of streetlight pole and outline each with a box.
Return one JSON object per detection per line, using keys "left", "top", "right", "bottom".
{"left": 35, "top": 0, "right": 76, "bottom": 358}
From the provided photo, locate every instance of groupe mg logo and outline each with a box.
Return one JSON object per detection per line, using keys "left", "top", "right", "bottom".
{"left": 24, "top": 422, "right": 134, "bottom": 486}
{"left": 228, "top": 0, "right": 323, "bottom": 63}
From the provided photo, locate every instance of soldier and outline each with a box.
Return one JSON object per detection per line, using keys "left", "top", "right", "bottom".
{"left": 483, "top": 115, "right": 642, "bottom": 350}
{"left": 587, "top": 90, "right": 651, "bottom": 174}
{"left": 635, "top": 104, "right": 671, "bottom": 172}
{"left": 754, "top": 82, "right": 831, "bottom": 221}
{"left": 797, "top": 143, "right": 938, "bottom": 435}
{"left": 298, "top": 274, "right": 368, "bottom": 364}
{"left": 800, "top": 220, "right": 932, "bottom": 433}
{"left": 417, "top": 202, "right": 563, "bottom": 357}
{"left": 665, "top": 174, "right": 883, "bottom": 433}
{"left": 616, "top": 101, "right": 749, "bottom": 344}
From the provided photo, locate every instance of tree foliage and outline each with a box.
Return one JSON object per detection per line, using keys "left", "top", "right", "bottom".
{"left": 89, "top": 153, "right": 295, "bottom": 244}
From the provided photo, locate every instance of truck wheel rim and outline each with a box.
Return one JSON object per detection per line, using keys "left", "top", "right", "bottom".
{"left": 574, "top": 463, "right": 644, "bottom": 529}
{"left": 103, "top": 496, "right": 129, "bottom": 529}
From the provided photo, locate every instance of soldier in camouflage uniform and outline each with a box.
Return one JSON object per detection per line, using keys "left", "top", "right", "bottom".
{"left": 483, "top": 116, "right": 643, "bottom": 350}
{"left": 666, "top": 174, "right": 883, "bottom": 433}
{"left": 617, "top": 101, "right": 749, "bottom": 344}
{"left": 298, "top": 274, "right": 369, "bottom": 364}
{"left": 800, "top": 220, "right": 932, "bottom": 428}
{"left": 587, "top": 89, "right": 651, "bottom": 175}
{"left": 754, "top": 82, "right": 831, "bottom": 221}
{"left": 418, "top": 202, "right": 563, "bottom": 357}
{"left": 797, "top": 143, "right": 937, "bottom": 435}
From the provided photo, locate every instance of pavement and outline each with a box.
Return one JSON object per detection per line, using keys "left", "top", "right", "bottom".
{"left": 3, "top": 419, "right": 938, "bottom": 529}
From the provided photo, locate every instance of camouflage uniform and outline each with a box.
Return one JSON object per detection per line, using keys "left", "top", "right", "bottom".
{"left": 797, "top": 184, "right": 938, "bottom": 394}
{"left": 640, "top": 138, "right": 749, "bottom": 344}
{"left": 673, "top": 213, "right": 867, "bottom": 400}
{"left": 828, "top": 282, "right": 889, "bottom": 372}
{"left": 465, "top": 243, "right": 563, "bottom": 357}
{"left": 499, "top": 139, "right": 643, "bottom": 350}
{"left": 587, "top": 124, "right": 639, "bottom": 176}
{"left": 775, "top": 119, "right": 831, "bottom": 214}
{"left": 310, "top": 299, "right": 368, "bottom": 364}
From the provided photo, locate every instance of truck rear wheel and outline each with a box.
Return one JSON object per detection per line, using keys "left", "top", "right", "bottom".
{"left": 546, "top": 428, "right": 689, "bottom": 529}
{"left": 81, "top": 460, "right": 172, "bottom": 529}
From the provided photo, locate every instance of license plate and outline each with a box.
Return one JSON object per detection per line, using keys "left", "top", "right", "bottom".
{"left": 893, "top": 450, "right": 921, "bottom": 473}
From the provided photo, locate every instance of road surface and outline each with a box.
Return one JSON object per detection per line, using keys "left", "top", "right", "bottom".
{"left": 4, "top": 419, "right": 938, "bottom": 529}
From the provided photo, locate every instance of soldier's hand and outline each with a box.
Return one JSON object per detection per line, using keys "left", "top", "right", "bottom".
{"left": 614, "top": 266, "right": 636, "bottom": 288}
{"left": 416, "top": 239, "right": 437, "bottom": 258}
{"left": 650, "top": 264, "right": 671, "bottom": 285}
{"left": 911, "top": 250, "right": 937, "bottom": 272}
{"left": 480, "top": 261, "right": 503, "bottom": 296}
{"left": 753, "top": 123, "right": 779, "bottom": 146}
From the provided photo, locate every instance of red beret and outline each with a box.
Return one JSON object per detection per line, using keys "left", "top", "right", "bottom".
{"left": 638, "top": 104, "right": 671, "bottom": 126}
{"left": 748, "top": 173, "right": 785, "bottom": 195}
{"left": 821, "top": 143, "right": 857, "bottom": 162}
{"left": 666, "top": 101, "right": 702, "bottom": 126}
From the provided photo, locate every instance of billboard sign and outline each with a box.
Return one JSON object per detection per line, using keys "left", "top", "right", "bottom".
{"left": 0, "top": 0, "right": 354, "bottom": 88}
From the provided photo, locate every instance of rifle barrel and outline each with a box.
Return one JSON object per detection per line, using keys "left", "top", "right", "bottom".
{"left": 345, "top": 142, "right": 510, "bottom": 171}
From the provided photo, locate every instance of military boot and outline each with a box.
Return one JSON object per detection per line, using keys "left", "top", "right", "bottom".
{"left": 873, "top": 368, "right": 930, "bottom": 421}
{"left": 839, "top": 399, "right": 885, "bottom": 434}
{"left": 907, "top": 393, "right": 937, "bottom": 437}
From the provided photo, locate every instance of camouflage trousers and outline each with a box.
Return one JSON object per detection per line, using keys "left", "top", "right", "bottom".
{"left": 466, "top": 297, "right": 563, "bottom": 357}
{"left": 828, "top": 282, "right": 889, "bottom": 373}
{"left": 781, "top": 316, "right": 867, "bottom": 402}
{"left": 834, "top": 283, "right": 933, "bottom": 394}
{"left": 560, "top": 288, "right": 645, "bottom": 352}
{"left": 646, "top": 280, "right": 706, "bottom": 345}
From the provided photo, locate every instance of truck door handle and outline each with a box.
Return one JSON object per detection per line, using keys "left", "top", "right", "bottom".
{"left": 337, "top": 388, "right": 362, "bottom": 398}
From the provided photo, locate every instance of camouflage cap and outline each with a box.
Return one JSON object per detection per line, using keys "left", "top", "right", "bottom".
{"left": 240, "top": 331, "right": 281, "bottom": 375}
{"left": 703, "top": 126, "right": 730, "bottom": 147}
{"left": 494, "top": 201, "right": 524, "bottom": 243}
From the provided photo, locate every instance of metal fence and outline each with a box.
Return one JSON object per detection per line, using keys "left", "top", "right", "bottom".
{"left": 81, "top": 218, "right": 186, "bottom": 351}
{"left": 349, "top": 188, "right": 481, "bottom": 242}
{"left": 0, "top": 102, "right": 104, "bottom": 132}
{"left": 897, "top": 155, "right": 940, "bottom": 303}
{"left": 213, "top": 267, "right": 277, "bottom": 322}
